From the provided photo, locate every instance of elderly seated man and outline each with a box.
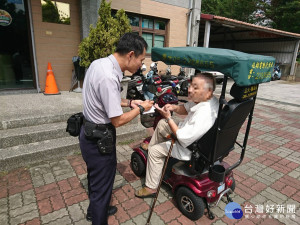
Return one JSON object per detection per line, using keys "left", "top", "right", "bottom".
{"left": 135, "top": 72, "right": 219, "bottom": 198}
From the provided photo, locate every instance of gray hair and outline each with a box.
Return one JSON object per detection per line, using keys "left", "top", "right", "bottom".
{"left": 192, "top": 72, "right": 216, "bottom": 92}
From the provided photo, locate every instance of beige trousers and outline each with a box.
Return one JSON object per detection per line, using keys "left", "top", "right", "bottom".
{"left": 145, "top": 119, "right": 175, "bottom": 189}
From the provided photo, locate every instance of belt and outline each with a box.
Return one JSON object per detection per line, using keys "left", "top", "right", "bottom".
{"left": 83, "top": 118, "right": 115, "bottom": 131}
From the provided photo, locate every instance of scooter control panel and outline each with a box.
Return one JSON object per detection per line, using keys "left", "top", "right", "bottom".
{"left": 162, "top": 93, "right": 178, "bottom": 103}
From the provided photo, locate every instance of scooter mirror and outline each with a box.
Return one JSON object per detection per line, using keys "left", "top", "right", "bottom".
{"left": 141, "top": 64, "right": 147, "bottom": 71}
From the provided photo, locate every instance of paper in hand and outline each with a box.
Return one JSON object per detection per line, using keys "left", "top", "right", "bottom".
{"left": 143, "top": 106, "right": 155, "bottom": 114}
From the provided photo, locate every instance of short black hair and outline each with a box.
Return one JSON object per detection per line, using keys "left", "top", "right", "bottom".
{"left": 116, "top": 32, "right": 148, "bottom": 57}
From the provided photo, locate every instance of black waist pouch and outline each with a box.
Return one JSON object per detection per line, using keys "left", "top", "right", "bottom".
{"left": 84, "top": 121, "right": 116, "bottom": 154}
{"left": 66, "top": 112, "right": 84, "bottom": 137}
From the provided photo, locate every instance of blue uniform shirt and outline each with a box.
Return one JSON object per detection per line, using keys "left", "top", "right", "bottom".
{"left": 82, "top": 55, "right": 123, "bottom": 124}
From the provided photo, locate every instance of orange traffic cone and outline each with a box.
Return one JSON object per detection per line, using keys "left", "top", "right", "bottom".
{"left": 44, "top": 62, "right": 60, "bottom": 95}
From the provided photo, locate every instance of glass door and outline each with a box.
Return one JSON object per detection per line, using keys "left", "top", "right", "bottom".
{"left": 0, "top": 0, "right": 34, "bottom": 90}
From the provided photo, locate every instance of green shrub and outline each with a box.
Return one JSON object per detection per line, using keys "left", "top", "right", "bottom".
{"left": 78, "top": 0, "right": 131, "bottom": 68}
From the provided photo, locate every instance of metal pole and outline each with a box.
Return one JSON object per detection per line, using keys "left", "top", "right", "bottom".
{"left": 186, "top": 0, "right": 193, "bottom": 46}
{"left": 203, "top": 21, "right": 211, "bottom": 48}
{"left": 27, "top": 0, "right": 41, "bottom": 92}
{"left": 290, "top": 40, "right": 300, "bottom": 77}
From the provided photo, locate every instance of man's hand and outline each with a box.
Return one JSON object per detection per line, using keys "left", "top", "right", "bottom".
{"left": 163, "top": 104, "right": 177, "bottom": 112}
{"left": 154, "top": 103, "right": 171, "bottom": 119}
{"left": 131, "top": 100, "right": 143, "bottom": 109}
{"left": 163, "top": 103, "right": 188, "bottom": 116}
{"left": 140, "top": 100, "right": 154, "bottom": 112}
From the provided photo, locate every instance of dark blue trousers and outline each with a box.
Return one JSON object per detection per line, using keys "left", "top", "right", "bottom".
{"left": 79, "top": 127, "right": 116, "bottom": 225}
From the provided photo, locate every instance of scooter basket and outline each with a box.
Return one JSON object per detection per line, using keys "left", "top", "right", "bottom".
{"left": 209, "top": 165, "right": 225, "bottom": 183}
{"left": 140, "top": 113, "right": 156, "bottom": 128}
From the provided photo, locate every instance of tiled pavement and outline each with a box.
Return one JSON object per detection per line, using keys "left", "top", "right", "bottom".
{"left": 0, "top": 102, "right": 300, "bottom": 225}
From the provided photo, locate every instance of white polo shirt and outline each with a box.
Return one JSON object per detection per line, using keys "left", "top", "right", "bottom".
{"left": 166, "top": 96, "right": 219, "bottom": 161}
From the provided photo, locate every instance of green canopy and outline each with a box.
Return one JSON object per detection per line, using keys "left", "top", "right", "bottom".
{"left": 151, "top": 47, "right": 275, "bottom": 86}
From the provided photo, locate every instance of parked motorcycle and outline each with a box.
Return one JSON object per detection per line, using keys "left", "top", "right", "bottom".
{"left": 176, "top": 67, "right": 189, "bottom": 96}
{"left": 150, "top": 62, "right": 159, "bottom": 75}
{"left": 126, "top": 64, "right": 146, "bottom": 100}
{"left": 142, "top": 62, "right": 164, "bottom": 100}
{"left": 177, "top": 67, "right": 186, "bottom": 79}
{"left": 271, "top": 65, "right": 281, "bottom": 81}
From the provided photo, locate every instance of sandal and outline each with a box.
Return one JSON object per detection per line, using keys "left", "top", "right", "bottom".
{"left": 135, "top": 187, "right": 156, "bottom": 198}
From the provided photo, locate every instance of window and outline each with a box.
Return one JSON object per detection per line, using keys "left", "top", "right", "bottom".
{"left": 128, "top": 15, "right": 139, "bottom": 27}
{"left": 41, "top": 0, "right": 70, "bottom": 25}
{"left": 128, "top": 14, "right": 167, "bottom": 54}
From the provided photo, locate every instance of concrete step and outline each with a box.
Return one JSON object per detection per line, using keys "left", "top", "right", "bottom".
{"left": 0, "top": 108, "right": 139, "bottom": 130}
{"left": 116, "top": 122, "right": 148, "bottom": 143}
{"left": 0, "top": 116, "right": 143, "bottom": 149}
{"left": 0, "top": 122, "right": 68, "bottom": 148}
{"left": 0, "top": 123, "right": 148, "bottom": 172}
{"left": 0, "top": 113, "right": 72, "bottom": 130}
{"left": 0, "top": 136, "right": 80, "bottom": 172}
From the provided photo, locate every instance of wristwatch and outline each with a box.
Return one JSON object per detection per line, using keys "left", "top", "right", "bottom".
{"left": 138, "top": 105, "right": 145, "bottom": 114}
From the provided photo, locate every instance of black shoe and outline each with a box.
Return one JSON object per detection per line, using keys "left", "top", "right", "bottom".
{"left": 86, "top": 212, "right": 92, "bottom": 222}
{"left": 108, "top": 206, "right": 118, "bottom": 216}
{"left": 86, "top": 206, "right": 118, "bottom": 221}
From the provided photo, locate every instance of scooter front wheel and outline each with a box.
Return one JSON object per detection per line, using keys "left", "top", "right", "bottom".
{"left": 131, "top": 152, "right": 146, "bottom": 177}
{"left": 175, "top": 187, "right": 205, "bottom": 221}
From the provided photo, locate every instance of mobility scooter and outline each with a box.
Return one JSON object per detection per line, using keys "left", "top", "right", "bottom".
{"left": 131, "top": 47, "right": 275, "bottom": 221}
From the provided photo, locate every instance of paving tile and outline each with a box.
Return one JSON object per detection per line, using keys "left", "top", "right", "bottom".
{"left": 79, "top": 199, "right": 89, "bottom": 214}
{"left": 0, "top": 198, "right": 7, "bottom": 214}
{"left": 286, "top": 151, "right": 300, "bottom": 164}
{"left": 8, "top": 192, "right": 22, "bottom": 210}
{"left": 50, "top": 160, "right": 76, "bottom": 181}
{"left": 45, "top": 215, "right": 72, "bottom": 225}
{"left": 117, "top": 160, "right": 140, "bottom": 183}
{"left": 120, "top": 219, "right": 135, "bottom": 225}
{"left": 67, "top": 155, "right": 87, "bottom": 176}
{"left": 260, "top": 187, "right": 288, "bottom": 204}
{"left": 23, "top": 217, "right": 41, "bottom": 225}
{"left": 10, "top": 209, "right": 39, "bottom": 225}
{"left": 74, "top": 218, "right": 90, "bottom": 225}
{"left": 154, "top": 200, "right": 175, "bottom": 216}
{"left": 0, "top": 213, "right": 8, "bottom": 225}
{"left": 10, "top": 202, "right": 37, "bottom": 218}
{"left": 37, "top": 198, "right": 52, "bottom": 216}
{"left": 2, "top": 101, "right": 300, "bottom": 225}
{"left": 131, "top": 213, "right": 148, "bottom": 225}
{"left": 115, "top": 204, "right": 130, "bottom": 223}
{"left": 6, "top": 168, "right": 33, "bottom": 196}
{"left": 160, "top": 207, "right": 181, "bottom": 223}
{"left": 67, "top": 203, "right": 85, "bottom": 222}
{"left": 41, "top": 208, "right": 68, "bottom": 224}
{"left": 288, "top": 166, "right": 300, "bottom": 179}
{"left": 127, "top": 201, "right": 149, "bottom": 219}
{"left": 270, "top": 147, "right": 294, "bottom": 158}
{"left": 30, "top": 164, "right": 55, "bottom": 188}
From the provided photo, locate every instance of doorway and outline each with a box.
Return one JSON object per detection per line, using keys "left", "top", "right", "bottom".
{"left": 0, "top": 0, "right": 35, "bottom": 90}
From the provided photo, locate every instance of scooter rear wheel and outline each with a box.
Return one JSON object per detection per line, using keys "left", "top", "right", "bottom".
{"left": 131, "top": 152, "right": 146, "bottom": 177}
{"left": 176, "top": 187, "right": 205, "bottom": 221}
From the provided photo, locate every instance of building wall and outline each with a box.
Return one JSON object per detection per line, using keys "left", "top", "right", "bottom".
{"left": 235, "top": 41, "right": 296, "bottom": 65}
{"left": 30, "top": 0, "right": 188, "bottom": 91}
{"left": 152, "top": 0, "right": 189, "bottom": 8}
{"left": 31, "top": 0, "right": 81, "bottom": 91}
{"left": 111, "top": 0, "right": 189, "bottom": 75}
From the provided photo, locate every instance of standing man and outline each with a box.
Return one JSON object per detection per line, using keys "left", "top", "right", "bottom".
{"left": 80, "top": 33, "right": 153, "bottom": 225}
